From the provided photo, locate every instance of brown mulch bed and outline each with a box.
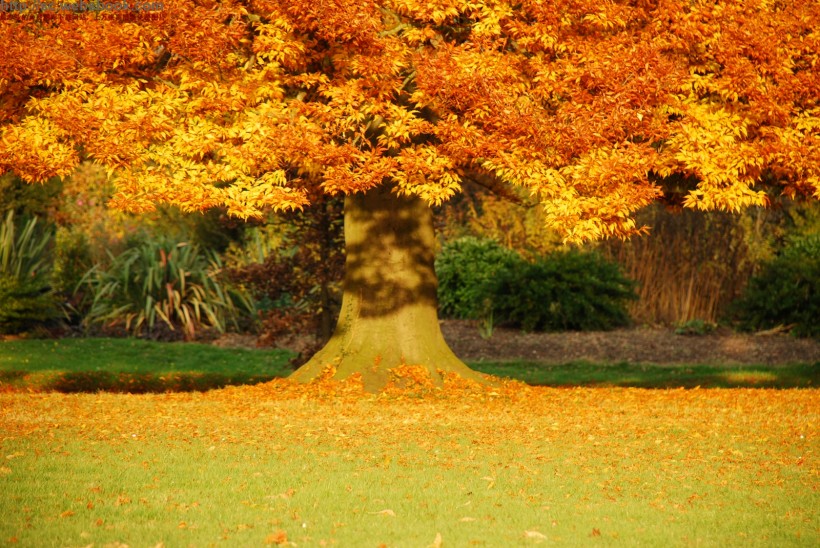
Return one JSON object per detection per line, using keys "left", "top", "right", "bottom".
{"left": 439, "top": 320, "right": 820, "bottom": 365}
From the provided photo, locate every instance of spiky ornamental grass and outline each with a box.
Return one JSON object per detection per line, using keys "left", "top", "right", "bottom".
{"left": 0, "top": 212, "right": 60, "bottom": 334}
{"left": 81, "top": 239, "right": 255, "bottom": 340}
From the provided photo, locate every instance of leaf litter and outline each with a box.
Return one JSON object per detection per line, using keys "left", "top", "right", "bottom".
{"left": 0, "top": 365, "right": 817, "bottom": 545}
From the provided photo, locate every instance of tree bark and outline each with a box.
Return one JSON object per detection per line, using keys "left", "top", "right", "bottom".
{"left": 290, "top": 185, "right": 484, "bottom": 391}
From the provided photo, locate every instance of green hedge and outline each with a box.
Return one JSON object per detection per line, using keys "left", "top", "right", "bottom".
{"left": 492, "top": 250, "right": 636, "bottom": 332}
{"left": 732, "top": 234, "right": 820, "bottom": 337}
{"left": 436, "top": 237, "right": 636, "bottom": 332}
{"left": 436, "top": 237, "right": 521, "bottom": 320}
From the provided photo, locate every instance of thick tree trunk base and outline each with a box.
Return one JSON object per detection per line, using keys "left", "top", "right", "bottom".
{"left": 290, "top": 303, "right": 488, "bottom": 392}
{"left": 289, "top": 185, "right": 489, "bottom": 392}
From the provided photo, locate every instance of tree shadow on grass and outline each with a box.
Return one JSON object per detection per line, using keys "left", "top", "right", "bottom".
{"left": 43, "top": 371, "right": 282, "bottom": 393}
{"left": 470, "top": 361, "right": 819, "bottom": 389}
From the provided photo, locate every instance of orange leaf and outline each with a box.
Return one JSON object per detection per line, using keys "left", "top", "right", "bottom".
{"left": 264, "top": 530, "right": 288, "bottom": 545}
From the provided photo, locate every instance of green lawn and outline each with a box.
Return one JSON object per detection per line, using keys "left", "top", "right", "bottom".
{"left": 474, "top": 360, "right": 819, "bottom": 389}
{"left": 0, "top": 338, "right": 295, "bottom": 392}
{"left": 1, "top": 386, "right": 816, "bottom": 546}
{"left": 0, "top": 338, "right": 817, "bottom": 392}
{"left": 0, "top": 337, "right": 295, "bottom": 375}
{"left": 1, "top": 338, "right": 817, "bottom": 546}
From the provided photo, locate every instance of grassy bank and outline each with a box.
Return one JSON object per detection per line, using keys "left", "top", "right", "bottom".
{"left": 473, "top": 360, "right": 819, "bottom": 389}
{"left": 0, "top": 338, "right": 817, "bottom": 392}
{"left": 0, "top": 338, "right": 294, "bottom": 392}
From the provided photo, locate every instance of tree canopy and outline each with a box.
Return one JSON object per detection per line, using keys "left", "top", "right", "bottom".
{"left": 2, "top": 0, "right": 818, "bottom": 242}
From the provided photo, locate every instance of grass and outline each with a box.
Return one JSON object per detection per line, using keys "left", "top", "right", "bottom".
{"left": 0, "top": 338, "right": 817, "bottom": 392}
{"left": 471, "top": 360, "right": 819, "bottom": 389}
{"left": 1, "top": 386, "right": 817, "bottom": 546}
{"left": 0, "top": 338, "right": 294, "bottom": 392}
{"left": 0, "top": 338, "right": 817, "bottom": 545}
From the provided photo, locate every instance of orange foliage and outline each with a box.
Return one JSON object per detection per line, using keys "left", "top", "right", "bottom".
{"left": 0, "top": 1, "right": 817, "bottom": 242}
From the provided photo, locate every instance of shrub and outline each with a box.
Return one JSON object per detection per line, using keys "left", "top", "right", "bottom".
{"left": 436, "top": 236, "right": 523, "bottom": 321}
{"left": 491, "top": 250, "right": 636, "bottom": 332}
{"left": 228, "top": 192, "right": 344, "bottom": 359}
{"left": 51, "top": 227, "right": 94, "bottom": 325}
{"left": 81, "top": 238, "right": 255, "bottom": 340}
{"left": 732, "top": 234, "right": 820, "bottom": 337}
{"left": 0, "top": 212, "right": 61, "bottom": 334}
{"left": 0, "top": 172, "right": 62, "bottom": 219}
{"left": 674, "top": 319, "right": 717, "bottom": 336}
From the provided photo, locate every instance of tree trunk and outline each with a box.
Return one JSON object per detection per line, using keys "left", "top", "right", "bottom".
{"left": 290, "top": 185, "right": 484, "bottom": 392}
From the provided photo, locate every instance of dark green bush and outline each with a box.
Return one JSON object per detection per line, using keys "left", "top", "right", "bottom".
{"left": 52, "top": 227, "right": 95, "bottom": 325}
{"left": 436, "top": 236, "right": 523, "bottom": 320}
{"left": 491, "top": 250, "right": 636, "bottom": 332}
{"left": 732, "top": 234, "right": 820, "bottom": 337}
{"left": 0, "top": 212, "right": 61, "bottom": 334}
{"left": 436, "top": 237, "right": 636, "bottom": 332}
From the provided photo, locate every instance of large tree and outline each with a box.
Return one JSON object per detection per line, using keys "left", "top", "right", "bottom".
{"left": 1, "top": 0, "right": 818, "bottom": 389}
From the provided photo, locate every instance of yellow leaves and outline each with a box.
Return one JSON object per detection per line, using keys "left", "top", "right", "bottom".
{"left": 219, "top": 176, "right": 308, "bottom": 220}
{"left": 321, "top": 150, "right": 397, "bottom": 195}
{"left": 1, "top": 0, "right": 818, "bottom": 237}
{"left": 471, "top": 2, "right": 514, "bottom": 39}
{"left": 0, "top": 117, "right": 79, "bottom": 182}
{"left": 392, "top": 145, "right": 462, "bottom": 206}
{"left": 254, "top": 21, "right": 307, "bottom": 70}
{"left": 400, "top": 26, "right": 441, "bottom": 48}
{"left": 682, "top": 184, "right": 768, "bottom": 213}
{"left": 478, "top": 148, "right": 658, "bottom": 242}
{"left": 662, "top": 99, "right": 776, "bottom": 213}
{"left": 581, "top": 12, "right": 627, "bottom": 32}
{"left": 390, "top": 0, "right": 469, "bottom": 26}
{"left": 376, "top": 106, "right": 430, "bottom": 150}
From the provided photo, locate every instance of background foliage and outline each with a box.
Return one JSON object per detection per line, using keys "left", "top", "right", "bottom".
{"left": 228, "top": 191, "right": 345, "bottom": 360}
{"left": 492, "top": 250, "right": 636, "bottom": 332}
{"left": 436, "top": 236, "right": 521, "bottom": 322}
{"left": 436, "top": 236, "right": 635, "bottom": 333}
{"left": 81, "top": 239, "right": 254, "bottom": 341}
{"left": 732, "top": 234, "right": 820, "bottom": 338}
{"left": 0, "top": 212, "right": 61, "bottom": 334}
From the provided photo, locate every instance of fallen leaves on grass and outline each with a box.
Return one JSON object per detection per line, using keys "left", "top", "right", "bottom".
{"left": 0, "top": 365, "right": 817, "bottom": 545}
{"left": 264, "top": 530, "right": 288, "bottom": 545}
